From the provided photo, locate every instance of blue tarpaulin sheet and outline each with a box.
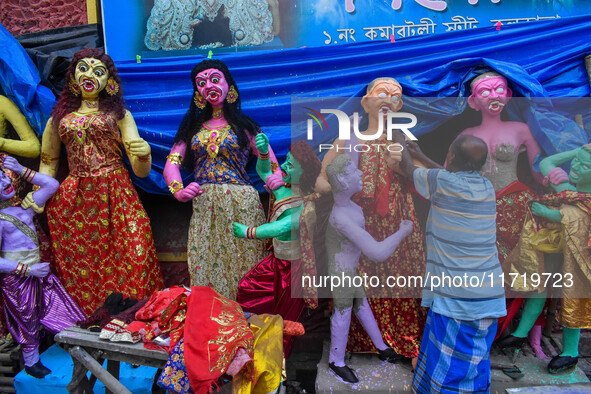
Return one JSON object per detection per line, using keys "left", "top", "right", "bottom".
{"left": 0, "top": 24, "right": 55, "bottom": 134}
{"left": 14, "top": 344, "right": 157, "bottom": 394}
{"left": 2, "top": 15, "right": 591, "bottom": 194}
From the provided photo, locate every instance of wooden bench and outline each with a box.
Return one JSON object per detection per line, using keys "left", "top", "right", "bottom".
{"left": 54, "top": 326, "right": 169, "bottom": 394}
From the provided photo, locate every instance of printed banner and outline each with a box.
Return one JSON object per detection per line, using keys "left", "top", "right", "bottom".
{"left": 101, "top": 0, "right": 591, "bottom": 63}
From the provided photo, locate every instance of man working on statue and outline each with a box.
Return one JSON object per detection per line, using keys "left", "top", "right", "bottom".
{"left": 393, "top": 135, "right": 507, "bottom": 393}
{"left": 0, "top": 156, "right": 84, "bottom": 378}
{"left": 325, "top": 153, "right": 414, "bottom": 383}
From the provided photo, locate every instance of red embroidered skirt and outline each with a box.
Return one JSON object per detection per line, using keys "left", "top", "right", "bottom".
{"left": 47, "top": 168, "right": 164, "bottom": 315}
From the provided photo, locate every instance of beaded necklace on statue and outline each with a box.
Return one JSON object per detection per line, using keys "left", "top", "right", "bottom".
{"left": 66, "top": 111, "right": 100, "bottom": 144}
{"left": 212, "top": 108, "right": 223, "bottom": 119}
{"left": 198, "top": 121, "right": 231, "bottom": 159}
{"left": 83, "top": 99, "right": 99, "bottom": 109}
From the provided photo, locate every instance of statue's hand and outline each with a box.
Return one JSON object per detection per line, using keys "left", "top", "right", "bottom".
{"left": 545, "top": 167, "right": 569, "bottom": 186}
{"left": 21, "top": 192, "right": 44, "bottom": 213}
{"left": 398, "top": 219, "right": 414, "bottom": 237}
{"left": 125, "top": 138, "right": 151, "bottom": 157}
{"left": 265, "top": 172, "right": 284, "bottom": 191}
{"left": 30, "top": 262, "right": 50, "bottom": 278}
{"left": 531, "top": 202, "right": 551, "bottom": 217}
{"left": 233, "top": 222, "right": 248, "bottom": 238}
{"left": 174, "top": 182, "right": 203, "bottom": 203}
{"left": 386, "top": 143, "right": 403, "bottom": 170}
{"left": 2, "top": 156, "right": 24, "bottom": 175}
{"left": 255, "top": 133, "right": 269, "bottom": 155}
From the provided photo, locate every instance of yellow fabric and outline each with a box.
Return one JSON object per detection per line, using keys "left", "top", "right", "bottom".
{"left": 530, "top": 226, "right": 564, "bottom": 253}
{"left": 508, "top": 204, "right": 591, "bottom": 328}
{"left": 507, "top": 217, "right": 556, "bottom": 292}
{"left": 233, "top": 314, "right": 283, "bottom": 394}
{"left": 559, "top": 205, "right": 591, "bottom": 328}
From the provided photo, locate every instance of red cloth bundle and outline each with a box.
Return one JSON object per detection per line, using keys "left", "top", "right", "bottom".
{"left": 184, "top": 286, "right": 254, "bottom": 394}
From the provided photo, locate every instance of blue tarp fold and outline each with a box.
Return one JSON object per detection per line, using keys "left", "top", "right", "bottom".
{"left": 0, "top": 24, "right": 55, "bottom": 134}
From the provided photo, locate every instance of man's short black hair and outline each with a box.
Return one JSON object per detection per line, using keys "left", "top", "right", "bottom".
{"left": 450, "top": 135, "right": 488, "bottom": 172}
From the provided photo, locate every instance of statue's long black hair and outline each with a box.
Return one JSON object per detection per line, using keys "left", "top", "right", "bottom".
{"left": 174, "top": 59, "right": 260, "bottom": 171}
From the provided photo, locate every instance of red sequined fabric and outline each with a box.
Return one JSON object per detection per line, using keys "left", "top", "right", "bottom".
{"left": 47, "top": 111, "right": 163, "bottom": 315}
{"left": 347, "top": 148, "right": 427, "bottom": 358}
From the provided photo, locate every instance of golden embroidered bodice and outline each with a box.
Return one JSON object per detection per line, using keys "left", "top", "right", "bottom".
{"left": 191, "top": 125, "right": 251, "bottom": 185}
{"left": 58, "top": 111, "right": 124, "bottom": 177}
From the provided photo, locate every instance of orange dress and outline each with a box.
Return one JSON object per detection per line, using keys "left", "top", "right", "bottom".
{"left": 46, "top": 111, "right": 164, "bottom": 315}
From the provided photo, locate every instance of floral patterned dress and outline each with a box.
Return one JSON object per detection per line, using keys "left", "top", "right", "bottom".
{"left": 46, "top": 111, "right": 164, "bottom": 315}
{"left": 187, "top": 125, "right": 266, "bottom": 300}
{"left": 346, "top": 144, "right": 427, "bottom": 358}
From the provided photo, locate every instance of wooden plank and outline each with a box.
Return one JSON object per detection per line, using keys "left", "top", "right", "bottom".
{"left": 55, "top": 328, "right": 168, "bottom": 361}
{"left": 544, "top": 298, "right": 559, "bottom": 338}
{"left": 551, "top": 331, "right": 564, "bottom": 354}
{"left": 66, "top": 347, "right": 101, "bottom": 394}
{"left": 541, "top": 334, "right": 559, "bottom": 361}
{"left": 0, "top": 353, "right": 12, "bottom": 363}
{"left": 56, "top": 325, "right": 168, "bottom": 394}
{"left": 89, "top": 364, "right": 100, "bottom": 388}
{"left": 69, "top": 346, "right": 132, "bottom": 394}
{"left": 106, "top": 360, "right": 120, "bottom": 394}
{"left": 0, "top": 341, "right": 12, "bottom": 352}
{"left": 0, "top": 365, "right": 15, "bottom": 373}
{"left": 87, "top": 350, "right": 166, "bottom": 369}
